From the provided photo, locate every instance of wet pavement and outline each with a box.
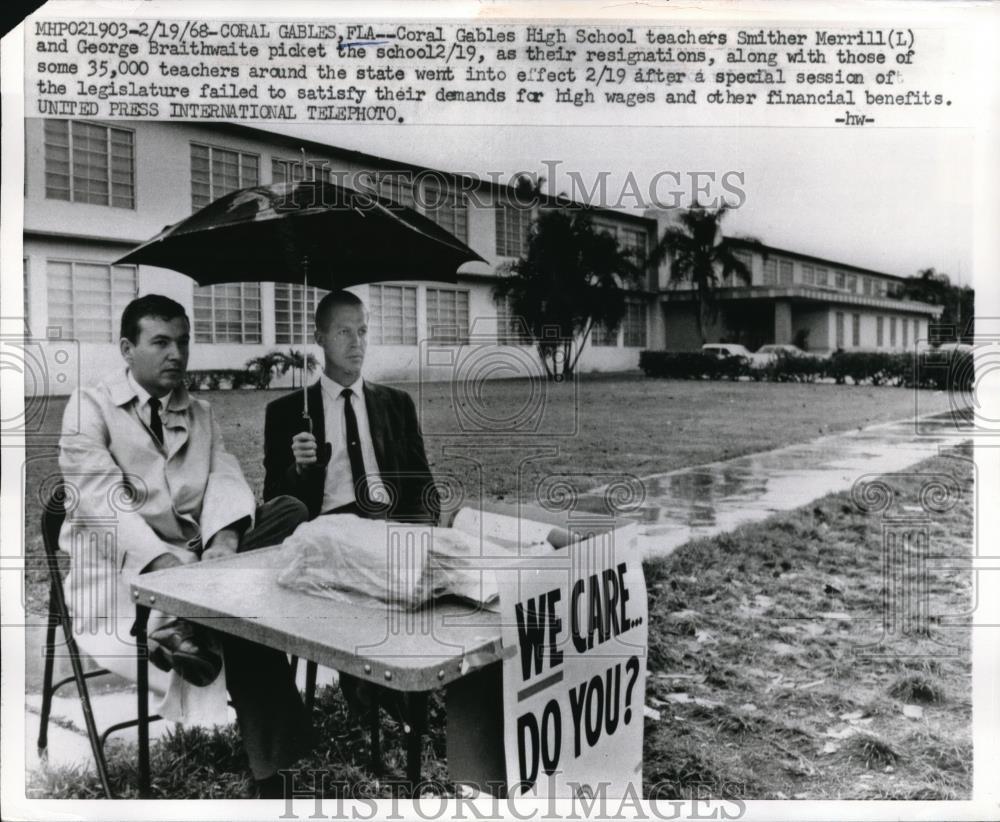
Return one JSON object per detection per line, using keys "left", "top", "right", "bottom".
{"left": 578, "top": 411, "right": 973, "bottom": 559}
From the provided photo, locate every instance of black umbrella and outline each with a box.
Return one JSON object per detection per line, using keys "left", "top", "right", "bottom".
{"left": 117, "top": 176, "right": 485, "bottom": 425}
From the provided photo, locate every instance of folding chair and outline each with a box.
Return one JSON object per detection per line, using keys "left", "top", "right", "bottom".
{"left": 36, "top": 484, "right": 162, "bottom": 799}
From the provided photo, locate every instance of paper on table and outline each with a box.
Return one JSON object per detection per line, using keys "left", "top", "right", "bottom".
{"left": 451, "top": 507, "right": 558, "bottom": 552}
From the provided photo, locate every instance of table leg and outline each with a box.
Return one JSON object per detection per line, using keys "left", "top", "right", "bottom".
{"left": 135, "top": 604, "right": 151, "bottom": 798}
{"left": 405, "top": 691, "right": 428, "bottom": 794}
{"left": 445, "top": 663, "right": 505, "bottom": 796}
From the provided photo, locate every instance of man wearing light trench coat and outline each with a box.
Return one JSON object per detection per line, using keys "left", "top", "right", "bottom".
{"left": 58, "top": 294, "right": 311, "bottom": 791}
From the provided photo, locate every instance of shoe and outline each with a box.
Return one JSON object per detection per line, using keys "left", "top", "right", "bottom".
{"left": 255, "top": 773, "right": 286, "bottom": 799}
{"left": 148, "top": 619, "right": 222, "bottom": 687}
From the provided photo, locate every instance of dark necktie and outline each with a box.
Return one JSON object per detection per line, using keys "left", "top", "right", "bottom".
{"left": 341, "top": 388, "right": 370, "bottom": 506}
{"left": 148, "top": 396, "right": 164, "bottom": 445}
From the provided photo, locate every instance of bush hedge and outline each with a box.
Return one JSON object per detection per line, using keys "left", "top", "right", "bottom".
{"left": 639, "top": 349, "right": 974, "bottom": 391}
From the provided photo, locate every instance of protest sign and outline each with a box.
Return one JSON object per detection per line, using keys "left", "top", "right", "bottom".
{"left": 497, "top": 522, "right": 647, "bottom": 798}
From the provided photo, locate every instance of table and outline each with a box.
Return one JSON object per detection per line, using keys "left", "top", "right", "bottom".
{"left": 129, "top": 542, "right": 511, "bottom": 797}
{"left": 129, "top": 501, "right": 622, "bottom": 798}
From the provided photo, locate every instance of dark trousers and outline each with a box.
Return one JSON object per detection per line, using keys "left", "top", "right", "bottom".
{"left": 225, "top": 495, "right": 312, "bottom": 779}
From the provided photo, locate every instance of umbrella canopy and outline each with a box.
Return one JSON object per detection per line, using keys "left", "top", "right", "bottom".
{"left": 115, "top": 179, "right": 485, "bottom": 287}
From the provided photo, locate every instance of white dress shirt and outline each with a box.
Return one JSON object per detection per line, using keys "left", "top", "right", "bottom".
{"left": 126, "top": 370, "right": 175, "bottom": 451}
{"left": 319, "top": 373, "right": 385, "bottom": 511}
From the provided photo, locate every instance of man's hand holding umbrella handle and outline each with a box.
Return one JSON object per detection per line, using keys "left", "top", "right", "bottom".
{"left": 292, "top": 432, "right": 331, "bottom": 474}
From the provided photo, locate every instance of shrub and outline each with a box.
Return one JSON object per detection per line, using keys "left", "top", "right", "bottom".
{"left": 639, "top": 351, "right": 749, "bottom": 380}
{"left": 183, "top": 369, "right": 255, "bottom": 391}
{"left": 641, "top": 348, "right": 975, "bottom": 390}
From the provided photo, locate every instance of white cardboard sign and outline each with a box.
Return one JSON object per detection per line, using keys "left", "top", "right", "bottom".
{"left": 498, "top": 522, "right": 647, "bottom": 798}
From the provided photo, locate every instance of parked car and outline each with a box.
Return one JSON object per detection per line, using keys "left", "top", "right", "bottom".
{"left": 702, "top": 343, "right": 754, "bottom": 362}
{"left": 754, "top": 343, "right": 807, "bottom": 362}
{"left": 934, "top": 342, "right": 974, "bottom": 355}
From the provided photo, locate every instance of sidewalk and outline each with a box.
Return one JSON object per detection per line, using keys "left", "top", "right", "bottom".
{"left": 23, "top": 412, "right": 972, "bottom": 779}
{"left": 580, "top": 411, "right": 972, "bottom": 558}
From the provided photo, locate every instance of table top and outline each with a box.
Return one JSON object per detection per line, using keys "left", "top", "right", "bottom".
{"left": 130, "top": 545, "right": 505, "bottom": 692}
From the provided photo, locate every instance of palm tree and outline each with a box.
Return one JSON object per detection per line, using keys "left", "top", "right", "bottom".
{"left": 276, "top": 348, "right": 319, "bottom": 388}
{"left": 649, "top": 205, "right": 753, "bottom": 344}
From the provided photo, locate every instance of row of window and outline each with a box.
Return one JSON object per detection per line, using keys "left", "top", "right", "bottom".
{"left": 41, "top": 120, "right": 642, "bottom": 260}
{"left": 834, "top": 312, "right": 920, "bottom": 349}
{"left": 759, "top": 253, "right": 894, "bottom": 297}
{"left": 34, "top": 259, "right": 636, "bottom": 347}
{"left": 592, "top": 302, "right": 649, "bottom": 348}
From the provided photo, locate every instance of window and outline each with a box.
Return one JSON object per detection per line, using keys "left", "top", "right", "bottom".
{"left": 802, "top": 265, "right": 815, "bottom": 285}
{"left": 591, "top": 321, "right": 618, "bottom": 346}
{"left": 426, "top": 288, "right": 469, "bottom": 344}
{"left": 733, "top": 249, "right": 753, "bottom": 285}
{"left": 369, "top": 284, "right": 418, "bottom": 345}
{"left": 496, "top": 202, "right": 532, "bottom": 257}
{"left": 876, "top": 316, "right": 884, "bottom": 347}
{"left": 815, "top": 267, "right": 828, "bottom": 287}
{"left": 835, "top": 312, "right": 845, "bottom": 348}
{"left": 46, "top": 259, "right": 137, "bottom": 342}
{"left": 274, "top": 283, "right": 328, "bottom": 344}
{"left": 618, "top": 226, "right": 647, "bottom": 264}
{"left": 44, "top": 120, "right": 135, "bottom": 208}
{"left": 877, "top": 279, "right": 889, "bottom": 298}
{"left": 422, "top": 179, "right": 469, "bottom": 243}
{"left": 623, "top": 300, "right": 648, "bottom": 347}
{"left": 377, "top": 172, "right": 417, "bottom": 209}
{"left": 496, "top": 295, "right": 532, "bottom": 345}
{"left": 852, "top": 313, "right": 861, "bottom": 347}
{"left": 863, "top": 277, "right": 875, "bottom": 296}
{"left": 835, "top": 270, "right": 846, "bottom": 290}
{"left": 778, "top": 259, "right": 794, "bottom": 285}
{"left": 846, "top": 274, "right": 858, "bottom": 293}
{"left": 762, "top": 258, "right": 778, "bottom": 285}
{"left": 890, "top": 317, "right": 897, "bottom": 347}
{"left": 271, "top": 157, "right": 328, "bottom": 184}
{"left": 902, "top": 316, "right": 909, "bottom": 348}
{"left": 193, "top": 283, "right": 261, "bottom": 343}
{"left": 191, "top": 143, "right": 259, "bottom": 210}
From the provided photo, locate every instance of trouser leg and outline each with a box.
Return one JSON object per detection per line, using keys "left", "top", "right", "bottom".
{"left": 223, "top": 496, "right": 312, "bottom": 779}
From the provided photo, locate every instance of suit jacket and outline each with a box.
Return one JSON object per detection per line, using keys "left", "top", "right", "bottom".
{"left": 57, "top": 368, "right": 255, "bottom": 722}
{"left": 263, "top": 380, "right": 440, "bottom": 524}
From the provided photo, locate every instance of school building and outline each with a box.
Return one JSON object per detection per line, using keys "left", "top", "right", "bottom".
{"left": 21, "top": 119, "right": 942, "bottom": 395}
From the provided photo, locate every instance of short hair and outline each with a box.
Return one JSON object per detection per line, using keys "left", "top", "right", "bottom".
{"left": 315, "top": 289, "right": 365, "bottom": 331}
{"left": 120, "top": 294, "right": 189, "bottom": 343}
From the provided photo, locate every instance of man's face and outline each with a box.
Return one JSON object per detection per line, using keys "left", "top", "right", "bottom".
{"left": 316, "top": 303, "right": 367, "bottom": 383}
{"left": 121, "top": 315, "right": 190, "bottom": 397}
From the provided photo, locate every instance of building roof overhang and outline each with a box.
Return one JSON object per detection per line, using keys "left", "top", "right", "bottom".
{"left": 658, "top": 284, "right": 944, "bottom": 317}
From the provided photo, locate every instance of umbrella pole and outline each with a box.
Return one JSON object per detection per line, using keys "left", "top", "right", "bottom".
{"left": 302, "top": 256, "right": 312, "bottom": 433}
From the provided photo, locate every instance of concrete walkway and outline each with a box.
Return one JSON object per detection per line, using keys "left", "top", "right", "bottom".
{"left": 579, "top": 412, "right": 972, "bottom": 558}
{"left": 23, "top": 412, "right": 971, "bottom": 781}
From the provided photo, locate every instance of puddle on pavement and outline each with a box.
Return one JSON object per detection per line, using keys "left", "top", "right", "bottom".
{"left": 577, "top": 413, "right": 972, "bottom": 559}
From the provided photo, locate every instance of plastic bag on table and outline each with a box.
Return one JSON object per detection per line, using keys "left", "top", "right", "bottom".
{"left": 275, "top": 513, "right": 499, "bottom": 609}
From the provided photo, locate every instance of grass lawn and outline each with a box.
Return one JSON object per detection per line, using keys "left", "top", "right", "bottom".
{"left": 21, "top": 374, "right": 952, "bottom": 616}
{"left": 27, "top": 445, "right": 972, "bottom": 799}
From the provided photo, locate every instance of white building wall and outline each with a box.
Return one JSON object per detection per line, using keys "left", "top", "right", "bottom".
{"left": 24, "top": 120, "right": 649, "bottom": 394}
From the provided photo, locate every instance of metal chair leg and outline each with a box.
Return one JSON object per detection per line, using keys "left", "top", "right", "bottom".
{"left": 98, "top": 714, "right": 162, "bottom": 751}
{"left": 368, "top": 706, "right": 383, "bottom": 776}
{"left": 135, "top": 605, "right": 152, "bottom": 798}
{"left": 58, "top": 601, "right": 113, "bottom": 798}
{"left": 36, "top": 596, "right": 58, "bottom": 756}
{"left": 305, "top": 660, "right": 317, "bottom": 714}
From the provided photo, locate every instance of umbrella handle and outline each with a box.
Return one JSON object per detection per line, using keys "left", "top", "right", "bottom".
{"left": 302, "top": 251, "right": 310, "bottom": 421}
{"left": 302, "top": 411, "right": 313, "bottom": 435}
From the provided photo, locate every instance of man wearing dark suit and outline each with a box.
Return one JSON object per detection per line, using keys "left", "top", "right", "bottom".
{"left": 261, "top": 289, "right": 439, "bottom": 722}
{"left": 262, "top": 289, "right": 439, "bottom": 524}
